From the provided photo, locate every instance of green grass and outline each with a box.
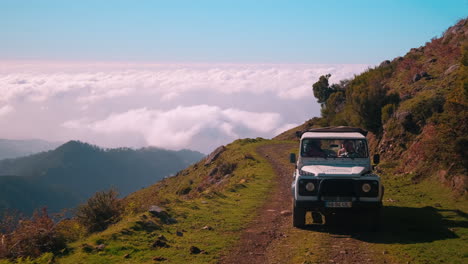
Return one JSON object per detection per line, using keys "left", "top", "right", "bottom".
{"left": 256, "top": 156, "right": 467, "bottom": 264}
{"left": 280, "top": 171, "right": 467, "bottom": 264}
{"left": 0, "top": 253, "right": 54, "bottom": 264}
{"left": 369, "top": 172, "right": 468, "bottom": 264}
{"left": 53, "top": 139, "right": 286, "bottom": 264}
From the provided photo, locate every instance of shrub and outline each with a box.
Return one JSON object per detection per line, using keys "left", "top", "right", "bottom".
{"left": 176, "top": 186, "right": 192, "bottom": 195}
{"left": 75, "top": 189, "right": 123, "bottom": 233}
{"left": 411, "top": 95, "right": 445, "bottom": 126}
{"left": 311, "top": 67, "right": 398, "bottom": 134}
{"left": 322, "top": 91, "right": 346, "bottom": 123}
{"left": 0, "top": 209, "right": 22, "bottom": 235}
{"left": 398, "top": 91, "right": 445, "bottom": 133}
{"left": 381, "top": 104, "right": 395, "bottom": 124}
{"left": 55, "top": 219, "right": 86, "bottom": 243}
{"left": 312, "top": 74, "right": 333, "bottom": 104}
{"left": 218, "top": 162, "right": 237, "bottom": 175}
{"left": 124, "top": 201, "right": 142, "bottom": 215}
{"left": 454, "top": 137, "right": 468, "bottom": 169}
{"left": 1, "top": 208, "right": 66, "bottom": 259}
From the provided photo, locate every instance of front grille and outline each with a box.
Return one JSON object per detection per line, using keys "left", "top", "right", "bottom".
{"left": 322, "top": 196, "right": 353, "bottom": 201}
{"left": 319, "top": 179, "right": 356, "bottom": 197}
{"left": 297, "top": 179, "right": 380, "bottom": 198}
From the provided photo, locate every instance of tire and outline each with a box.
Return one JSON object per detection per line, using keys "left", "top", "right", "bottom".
{"left": 293, "top": 201, "right": 306, "bottom": 228}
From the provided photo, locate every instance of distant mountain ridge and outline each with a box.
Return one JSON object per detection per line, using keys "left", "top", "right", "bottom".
{"left": 0, "top": 140, "right": 205, "bottom": 215}
{"left": 0, "top": 138, "right": 62, "bottom": 160}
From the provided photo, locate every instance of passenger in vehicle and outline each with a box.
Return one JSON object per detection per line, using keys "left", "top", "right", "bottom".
{"left": 338, "top": 140, "right": 355, "bottom": 157}
{"left": 338, "top": 143, "right": 346, "bottom": 156}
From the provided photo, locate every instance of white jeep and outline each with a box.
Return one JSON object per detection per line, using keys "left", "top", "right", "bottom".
{"left": 290, "top": 127, "right": 383, "bottom": 228}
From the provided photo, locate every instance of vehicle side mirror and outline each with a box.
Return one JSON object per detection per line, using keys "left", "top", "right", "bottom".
{"left": 289, "top": 153, "right": 296, "bottom": 163}
{"left": 373, "top": 154, "right": 380, "bottom": 165}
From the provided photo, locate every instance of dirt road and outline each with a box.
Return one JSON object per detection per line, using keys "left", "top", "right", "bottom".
{"left": 220, "top": 143, "right": 393, "bottom": 264}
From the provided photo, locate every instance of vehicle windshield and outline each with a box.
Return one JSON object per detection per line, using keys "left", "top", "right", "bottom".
{"left": 301, "top": 138, "right": 368, "bottom": 158}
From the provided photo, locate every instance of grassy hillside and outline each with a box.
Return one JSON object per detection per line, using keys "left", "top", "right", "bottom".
{"left": 276, "top": 18, "right": 467, "bottom": 195}
{"left": 53, "top": 138, "right": 282, "bottom": 264}
{"left": 0, "top": 141, "right": 204, "bottom": 215}
{"left": 2, "top": 138, "right": 466, "bottom": 264}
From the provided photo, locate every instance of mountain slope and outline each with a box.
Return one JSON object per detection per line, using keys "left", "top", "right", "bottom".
{"left": 0, "top": 176, "right": 78, "bottom": 214}
{"left": 276, "top": 18, "right": 468, "bottom": 195}
{"left": 49, "top": 138, "right": 467, "bottom": 264}
{"left": 0, "top": 141, "right": 204, "bottom": 215}
{"left": 55, "top": 138, "right": 280, "bottom": 264}
{"left": 0, "top": 139, "right": 62, "bottom": 160}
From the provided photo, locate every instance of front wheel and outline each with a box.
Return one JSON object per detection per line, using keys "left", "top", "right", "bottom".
{"left": 293, "top": 201, "right": 306, "bottom": 228}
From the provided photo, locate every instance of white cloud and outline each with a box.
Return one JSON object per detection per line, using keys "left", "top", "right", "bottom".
{"left": 222, "top": 108, "right": 281, "bottom": 133}
{"left": 0, "top": 63, "right": 368, "bottom": 104}
{"left": 0, "top": 105, "right": 13, "bottom": 117}
{"left": 62, "top": 118, "right": 90, "bottom": 129}
{"left": 0, "top": 62, "right": 368, "bottom": 152}
{"left": 62, "top": 105, "right": 286, "bottom": 151}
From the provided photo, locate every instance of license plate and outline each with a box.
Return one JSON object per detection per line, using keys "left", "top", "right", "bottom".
{"left": 325, "top": 201, "right": 352, "bottom": 208}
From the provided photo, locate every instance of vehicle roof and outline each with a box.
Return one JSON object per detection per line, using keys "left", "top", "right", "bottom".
{"left": 296, "top": 126, "right": 368, "bottom": 139}
{"left": 306, "top": 126, "right": 367, "bottom": 134}
{"left": 301, "top": 132, "right": 366, "bottom": 140}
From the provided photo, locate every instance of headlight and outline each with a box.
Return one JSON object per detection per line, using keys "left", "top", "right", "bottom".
{"left": 305, "top": 182, "right": 315, "bottom": 192}
{"left": 362, "top": 183, "right": 371, "bottom": 193}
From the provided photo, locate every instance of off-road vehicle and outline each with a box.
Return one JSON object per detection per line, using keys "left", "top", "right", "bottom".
{"left": 290, "top": 126, "right": 383, "bottom": 228}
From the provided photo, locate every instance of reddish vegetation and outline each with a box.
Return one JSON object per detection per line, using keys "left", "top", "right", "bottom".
{"left": 390, "top": 19, "right": 465, "bottom": 93}
{"left": 0, "top": 208, "right": 65, "bottom": 259}
{"left": 399, "top": 124, "right": 437, "bottom": 176}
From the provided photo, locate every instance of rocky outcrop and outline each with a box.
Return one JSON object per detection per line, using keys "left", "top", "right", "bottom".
{"left": 379, "top": 60, "right": 391, "bottom": 67}
{"left": 152, "top": 235, "right": 170, "bottom": 248}
{"left": 438, "top": 170, "right": 468, "bottom": 196}
{"left": 412, "top": 71, "right": 432, "bottom": 82}
{"left": 204, "top": 145, "right": 226, "bottom": 165}
{"left": 445, "top": 64, "right": 460, "bottom": 75}
{"left": 190, "top": 246, "right": 202, "bottom": 254}
{"left": 412, "top": 73, "right": 422, "bottom": 82}
{"left": 442, "top": 19, "right": 467, "bottom": 42}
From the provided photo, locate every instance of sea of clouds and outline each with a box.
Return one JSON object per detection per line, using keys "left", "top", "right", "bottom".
{"left": 0, "top": 62, "right": 368, "bottom": 153}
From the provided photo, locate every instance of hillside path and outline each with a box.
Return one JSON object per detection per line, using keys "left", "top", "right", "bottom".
{"left": 220, "top": 143, "right": 392, "bottom": 264}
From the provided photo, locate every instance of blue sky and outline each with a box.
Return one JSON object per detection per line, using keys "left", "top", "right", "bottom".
{"left": 2, "top": 0, "right": 467, "bottom": 63}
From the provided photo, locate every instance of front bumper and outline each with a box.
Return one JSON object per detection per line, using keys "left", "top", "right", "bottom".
{"left": 295, "top": 200, "right": 382, "bottom": 211}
